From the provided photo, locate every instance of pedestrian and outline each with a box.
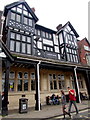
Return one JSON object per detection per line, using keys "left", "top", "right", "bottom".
{"left": 61, "top": 90, "right": 71, "bottom": 119}
{"left": 67, "top": 87, "right": 79, "bottom": 114}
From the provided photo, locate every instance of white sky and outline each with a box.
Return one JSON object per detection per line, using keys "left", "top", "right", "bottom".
{"left": 0, "top": 0, "right": 89, "bottom": 40}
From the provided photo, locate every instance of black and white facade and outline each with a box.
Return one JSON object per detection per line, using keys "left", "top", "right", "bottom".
{"left": 1, "top": 0, "right": 90, "bottom": 113}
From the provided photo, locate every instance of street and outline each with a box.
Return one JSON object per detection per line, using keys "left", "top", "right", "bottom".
{"left": 46, "top": 108, "right": 90, "bottom": 120}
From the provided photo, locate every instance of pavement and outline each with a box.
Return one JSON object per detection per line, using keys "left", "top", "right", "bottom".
{"left": 1, "top": 100, "right": 90, "bottom": 119}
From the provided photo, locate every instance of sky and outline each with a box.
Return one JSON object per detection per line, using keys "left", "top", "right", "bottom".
{"left": 0, "top": 0, "right": 89, "bottom": 40}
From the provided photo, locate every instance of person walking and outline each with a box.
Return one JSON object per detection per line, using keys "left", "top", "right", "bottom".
{"left": 61, "top": 90, "right": 71, "bottom": 119}
{"left": 67, "top": 87, "right": 79, "bottom": 114}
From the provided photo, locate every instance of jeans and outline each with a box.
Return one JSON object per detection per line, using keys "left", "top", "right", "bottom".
{"left": 68, "top": 101, "right": 79, "bottom": 114}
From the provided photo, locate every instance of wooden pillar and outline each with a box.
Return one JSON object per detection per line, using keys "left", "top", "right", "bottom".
{"left": 3, "top": 60, "right": 10, "bottom": 115}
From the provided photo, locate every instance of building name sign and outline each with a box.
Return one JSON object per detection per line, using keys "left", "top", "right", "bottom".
{"left": 45, "top": 51, "right": 58, "bottom": 59}
{"left": 8, "top": 20, "right": 34, "bottom": 33}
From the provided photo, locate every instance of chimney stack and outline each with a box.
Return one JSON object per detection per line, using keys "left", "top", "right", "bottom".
{"left": 56, "top": 24, "right": 62, "bottom": 31}
{"left": 31, "top": 7, "right": 35, "bottom": 13}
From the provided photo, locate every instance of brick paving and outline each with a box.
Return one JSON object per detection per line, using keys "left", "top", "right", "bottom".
{"left": 1, "top": 100, "right": 89, "bottom": 119}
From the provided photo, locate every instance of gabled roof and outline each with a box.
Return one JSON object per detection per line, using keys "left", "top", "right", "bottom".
{"left": 84, "top": 37, "right": 90, "bottom": 46}
{"left": 3, "top": 0, "right": 38, "bottom": 22}
{"left": 35, "top": 24, "right": 56, "bottom": 34}
{"left": 57, "top": 21, "right": 79, "bottom": 38}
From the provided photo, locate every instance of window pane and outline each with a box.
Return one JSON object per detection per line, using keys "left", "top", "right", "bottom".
{"left": 50, "top": 81, "right": 53, "bottom": 90}
{"left": 37, "top": 41, "right": 42, "bottom": 49}
{"left": 27, "top": 44, "right": 31, "bottom": 54}
{"left": 53, "top": 74, "right": 56, "bottom": 79}
{"left": 24, "top": 72, "right": 28, "bottom": 79}
{"left": 23, "top": 10, "right": 28, "bottom": 16}
{"left": 10, "top": 40, "right": 15, "bottom": 51}
{"left": 43, "top": 46, "right": 46, "bottom": 50}
{"left": 11, "top": 12, "right": 15, "bottom": 20}
{"left": 29, "top": 19, "right": 32, "bottom": 26}
{"left": 59, "top": 81, "right": 62, "bottom": 89}
{"left": 9, "top": 80, "right": 14, "bottom": 91}
{"left": 61, "top": 75, "right": 64, "bottom": 80}
{"left": 9, "top": 72, "right": 15, "bottom": 79}
{"left": 16, "top": 14, "right": 21, "bottom": 22}
{"left": 54, "top": 80, "right": 57, "bottom": 89}
{"left": 18, "top": 72, "right": 22, "bottom": 79}
{"left": 18, "top": 80, "right": 22, "bottom": 91}
{"left": 31, "top": 73, "right": 35, "bottom": 79}
{"left": 24, "top": 17, "right": 28, "bottom": 24}
{"left": 24, "top": 80, "right": 28, "bottom": 91}
{"left": 42, "top": 31, "right": 45, "bottom": 37}
{"left": 37, "top": 30, "right": 40, "bottom": 36}
{"left": 31, "top": 80, "right": 35, "bottom": 90}
{"left": 27, "top": 37, "right": 31, "bottom": 43}
{"left": 22, "top": 43, "right": 26, "bottom": 53}
{"left": 16, "top": 41, "right": 20, "bottom": 52}
{"left": 11, "top": 32, "right": 15, "bottom": 39}
{"left": 49, "top": 34, "right": 52, "bottom": 39}
{"left": 49, "top": 74, "right": 52, "bottom": 80}
{"left": 59, "top": 33, "right": 63, "bottom": 44}
{"left": 17, "top": 7, "right": 22, "bottom": 13}
{"left": 16, "top": 34, "right": 20, "bottom": 40}
{"left": 22, "top": 35, "right": 26, "bottom": 42}
{"left": 55, "top": 46, "right": 59, "bottom": 53}
{"left": 46, "top": 32, "right": 48, "bottom": 38}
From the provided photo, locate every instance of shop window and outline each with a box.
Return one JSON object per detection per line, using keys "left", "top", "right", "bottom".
{"left": 9, "top": 80, "right": 14, "bottom": 91}
{"left": 31, "top": 80, "right": 35, "bottom": 90}
{"left": 58, "top": 74, "right": 65, "bottom": 89}
{"left": 70, "top": 75, "right": 75, "bottom": 89}
{"left": 78, "top": 76, "right": 83, "bottom": 89}
{"left": 9, "top": 71, "right": 15, "bottom": 91}
{"left": 49, "top": 74, "right": 57, "bottom": 90}
{"left": 31, "top": 73, "right": 35, "bottom": 90}
{"left": 24, "top": 80, "right": 28, "bottom": 91}
{"left": 18, "top": 79, "right": 22, "bottom": 91}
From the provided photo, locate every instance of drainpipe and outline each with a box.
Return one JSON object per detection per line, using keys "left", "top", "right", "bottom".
{"left": 74, "top": 66, "right": 81, "bottom": 103}
{"left": 37, "top": 61, "right": 41, "bottom": 111}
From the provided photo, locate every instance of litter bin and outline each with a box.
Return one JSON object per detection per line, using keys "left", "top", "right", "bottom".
{"left": 19, "top": 96, "right": 28, "bottom": 113}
